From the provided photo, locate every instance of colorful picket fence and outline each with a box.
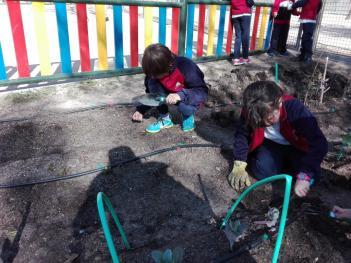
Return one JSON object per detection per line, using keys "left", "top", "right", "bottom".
{"left": 0, "top": 0, "right": 273, "bottom": 86}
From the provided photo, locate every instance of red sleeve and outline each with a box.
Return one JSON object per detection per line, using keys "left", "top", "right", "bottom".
{"left": 273, "top": 0, "right": 281, "bottom": 14}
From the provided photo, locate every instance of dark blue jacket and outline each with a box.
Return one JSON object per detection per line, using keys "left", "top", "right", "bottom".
{"left": 137, "top": 56, "right": 208, "bottom": 114}
{"left": 233, "top": 97, "right": 328, "bottom": 179}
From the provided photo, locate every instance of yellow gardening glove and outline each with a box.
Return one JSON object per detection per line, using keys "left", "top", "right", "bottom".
{"left": 228, "top": 160, "right": 251, "bottom": 191}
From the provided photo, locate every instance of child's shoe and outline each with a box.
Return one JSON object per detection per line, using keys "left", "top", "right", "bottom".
{"left": 146, "top": 115, "right": 174, "bottom": 133}
{"left": 182, "top": 114, "right": 195, "bottom": 132}
{"left": 279, "top": 51, "right": 290, "bottom": 56}
{"left": 266, "top": 51, "right": 275, "bottom": 57}
{"left": 243, "top": 58, "right": 251, "bottom": 64}
{"left": 267, "top": 51, "right": 278, "bottom": 57}
{"left": 233, "top": 58, "right": 245, "bottom": 66}
{"left": 303, "top": 57, "right": 313, "bottom": 64}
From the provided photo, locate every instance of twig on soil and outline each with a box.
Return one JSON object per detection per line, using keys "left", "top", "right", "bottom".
{"left": 319, "top": 57, "right": 329, "bottom": 104}
{"left": 342, "top": 78, "right": 351, "bottom": 99}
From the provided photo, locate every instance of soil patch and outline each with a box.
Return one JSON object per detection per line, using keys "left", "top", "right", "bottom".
{"left": 0, "top": 55, "right": 350, "bottom": 262}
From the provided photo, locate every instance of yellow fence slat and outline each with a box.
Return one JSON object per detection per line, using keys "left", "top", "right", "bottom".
{"left": 258, "top": 7, "right": 270, "bottom": 50}
{"left": 96, "top": 4, "right": 108, "bottom": 70}
{"left": 32, "top": 2, "right": 51, "bottom": 76}
{"left": 207, "top": 5, "right": 216, "bottom": 56}
{"left": 144, "top": 7, "right": 153, "bottom": 48}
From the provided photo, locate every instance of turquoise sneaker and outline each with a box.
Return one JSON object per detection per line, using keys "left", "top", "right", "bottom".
{"left": 182, "top": 114, "right": 195, "bottom": 132}
{"left": 146, "top": 116, "right": 174, "bottom": 133}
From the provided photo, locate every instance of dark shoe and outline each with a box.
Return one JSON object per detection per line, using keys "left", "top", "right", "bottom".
{"left": 298, "top": 54, "right": 305, "bottom": 61}
{"left": 292, "top": 54, "right": 305, "bottom": 62}
{"left": 266, "top": 50, "right": 278, "bottom": 57}
{"left": 303, "top": 57, "right": 313, "bottom": 64}
{"left": 279, "top": 51, "right": 290, "bottom": 56}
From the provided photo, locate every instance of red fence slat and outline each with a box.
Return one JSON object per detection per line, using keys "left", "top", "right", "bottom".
{"left": 76, "top": 3, "right": 91, "bottom": 72}
{"left": 250, "top": 7, "right": 261, "bottom": 51}
{"left": 130, "top": 6, "right": 138, "bottom": 67}
{"left": 225, "top": 13, "right": 233, "bottom": 55}
{"left": 171, "top": 8, "right": 180, "bottom": 55}
{"left": 7, "top": 0, "right": 30, "bottom": 77}
{"left": 196, "top": 4, "right": 206, "bottom": 57}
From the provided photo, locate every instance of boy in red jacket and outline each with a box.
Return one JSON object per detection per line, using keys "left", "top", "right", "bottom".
{"left": 288, "top": 0, "right": 323, "bottom": 63}
{"left": 267, "top": 0, "right": 300, "bottom": 57}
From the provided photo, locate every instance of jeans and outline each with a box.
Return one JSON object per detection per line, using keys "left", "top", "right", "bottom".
{"left": 232, "top": 16, "right": 251, "bottom": 59}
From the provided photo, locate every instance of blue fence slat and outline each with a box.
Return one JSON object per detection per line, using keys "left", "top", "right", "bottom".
{"left": 216, "top": 5, "right": 226, "bottom": 56}
{"left": 113, "top": 5, "right": 124, "bottom": 69}
{"left": 159, "top": 7, "right": 167, "bottom": 45}
{"left": 55, "top": 3, "right": 72, "bottom": 74}
{"left": 185, "top": 4, "right": 195, "bottom": 58}
{"left": 264, "top": 18, "right": 273, "bottom": 50}
{"left": 0, "top": 43, "right": 6, "bottom": 80}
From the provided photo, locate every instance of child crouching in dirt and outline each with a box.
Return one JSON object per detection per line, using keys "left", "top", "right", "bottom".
{"left": 228, "top": 81, "right": 328, "bottom": 197}
{"left": 132, "top": 43, "right": 208, "bottom": 133}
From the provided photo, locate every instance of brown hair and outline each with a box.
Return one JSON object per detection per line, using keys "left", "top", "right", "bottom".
{"left": 242, "top": 81, "right": 283, "bottom": 129}
{"left": 142, "top": 43, "right": 175, "bottom": 78}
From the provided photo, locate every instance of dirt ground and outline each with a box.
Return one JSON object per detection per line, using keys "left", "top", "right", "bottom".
{"left": 0, "top": 54, "right": 350, "bottom": 263}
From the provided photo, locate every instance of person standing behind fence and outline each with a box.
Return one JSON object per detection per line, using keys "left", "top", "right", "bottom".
{"left": 267, "top": 0, "right": 300, "bottom": 57}
{"left": 287, "top": 0, "right": 323, "bottom": 63}
{"left": 230, "top": 0, "right": 254, "bottom": 66}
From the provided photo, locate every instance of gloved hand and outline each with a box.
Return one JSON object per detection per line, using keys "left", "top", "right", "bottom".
{"left": 228, "top": 161, "right": 251, "bottom": 191}
{"left": 294, "top": 179, "right": 310, "bottom": 197}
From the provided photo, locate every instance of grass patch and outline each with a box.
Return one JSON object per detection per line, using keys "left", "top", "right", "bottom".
{"left": 6, "top": 89, "right": 50, "bottom": 104}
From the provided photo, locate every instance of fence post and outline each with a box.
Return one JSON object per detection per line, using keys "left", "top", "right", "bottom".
{"left": 178, "top": 0, "right": 188, "bottom": 56}
{"left": 312, "top": 0, "right": 327, "bottom": 52}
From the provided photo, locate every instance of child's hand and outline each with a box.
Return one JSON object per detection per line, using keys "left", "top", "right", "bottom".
{"left": 132, "top": 111, "right": 143, "bottom": 122}
{"left": 294, "top": 179, "right": 310, "bottom": 197}
{"left": 166, "top": 93, "right": 181, "bottom": 105}
{"left": 332, "top": 206, "right": 351, "bottom": 220}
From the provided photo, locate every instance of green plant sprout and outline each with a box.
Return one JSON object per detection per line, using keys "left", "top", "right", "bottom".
{"left": 151, "top": 247, "right": 184, "bottom": 263}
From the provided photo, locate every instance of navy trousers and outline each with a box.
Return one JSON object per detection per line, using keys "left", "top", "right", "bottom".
{"left": 300, "top": 23, "right": 316, "bottom": 59}
{"left": 232, "top": 16, "right": 251, "bottom": 59}
{"left": 248, "top": 139, "right": 320, "bottom": 181}
{"left": 268, "top": 23, "right": 290, "bottom": 53}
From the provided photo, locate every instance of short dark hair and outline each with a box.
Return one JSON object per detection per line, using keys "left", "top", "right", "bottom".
{"left": 242, "top": 81, "right": 283, "bottom": 129}
{"left": 142, "top": 43, "right": 175, "bottom": 78}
